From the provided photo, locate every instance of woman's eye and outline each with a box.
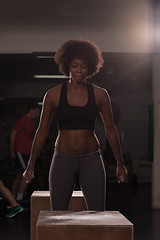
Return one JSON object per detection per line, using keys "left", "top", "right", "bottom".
{"left": 71, "top": 63, "right": 87, "bottom": 69}
{"left": 72, "top": 65, "right": 77, "bottom": 68}
{"left": 82, "top": 65, "right": 87, "bottom": 68}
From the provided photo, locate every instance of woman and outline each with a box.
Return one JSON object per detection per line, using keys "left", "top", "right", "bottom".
{"left": 23, "top": 38, "right": 128, "bottom": 211}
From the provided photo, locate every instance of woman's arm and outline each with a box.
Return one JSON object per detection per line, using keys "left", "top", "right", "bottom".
{"left": 23, "top": 90, "right": 54, "bottom": 183}
{"left": 98, "top": 88, "right": 128, "bottom": 183}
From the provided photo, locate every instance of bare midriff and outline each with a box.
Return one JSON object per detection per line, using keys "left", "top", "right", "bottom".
{"left": 55, "top": 129, "right": 100, "bottom": 155}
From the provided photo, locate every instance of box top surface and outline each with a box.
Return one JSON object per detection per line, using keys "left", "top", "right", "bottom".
{"left": 32, "top": 191, "right": 83, "bottom": 197}
{"left": 37, "top": 211, "right": 133, "bottom": 227}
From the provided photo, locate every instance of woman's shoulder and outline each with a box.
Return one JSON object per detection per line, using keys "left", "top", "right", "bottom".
{"left": 92, "top": 83, "right": 109, "bottom": 99}
{"left": 47, "top": 84, "right": 63, "bottom": 95}
{"left": 43, "top": 84, "right": 63, "bottom": 106}
{"left": 45, "top": 83, "right": 64, "bottom": 98}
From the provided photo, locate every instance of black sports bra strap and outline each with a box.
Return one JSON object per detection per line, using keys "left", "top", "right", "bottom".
{"left": 87, "top": 82, "right": 96, "bottom": 106}
{"left": 59, "top": 82, "right": 67, "bottom": 105}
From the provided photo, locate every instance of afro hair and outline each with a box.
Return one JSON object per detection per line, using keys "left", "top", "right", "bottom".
{"left": 54, "top": 38, "right": 104, "bottom": 78}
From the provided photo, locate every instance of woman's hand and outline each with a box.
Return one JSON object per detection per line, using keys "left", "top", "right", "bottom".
{"left": 23, "top": 168, "right": 34, "bottom": 183}
{"left": 116, "top": 164, "right": 128, "bottom": 184}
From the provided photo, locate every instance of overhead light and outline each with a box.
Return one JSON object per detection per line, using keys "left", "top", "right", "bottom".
{"left": 36, "top": 56, "right": 54, "bottom": 59}
{"left": 34, "top": 75, "right": 67, "bottom": 79}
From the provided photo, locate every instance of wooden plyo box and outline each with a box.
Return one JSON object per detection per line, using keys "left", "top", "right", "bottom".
{"left": 31, "top": 191, "right": 87, "bottom": 240}
{"left": 36, "top": 211, "right": 134, "bottom": 240}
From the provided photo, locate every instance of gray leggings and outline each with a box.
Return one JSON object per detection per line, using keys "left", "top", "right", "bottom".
{"left": 49, "top": 150, "right": 106, "bottom": 211}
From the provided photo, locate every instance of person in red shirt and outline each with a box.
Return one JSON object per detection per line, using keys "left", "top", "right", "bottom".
{"left": 10, "top": 103, "right": 40, "bottom": 201}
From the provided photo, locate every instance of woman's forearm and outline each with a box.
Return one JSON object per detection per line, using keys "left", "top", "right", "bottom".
{"left": 27, "top": 129, "right": 48, "bottom": 170}
{"left": 106, "top": 126, "right": 124, "bottom": 165}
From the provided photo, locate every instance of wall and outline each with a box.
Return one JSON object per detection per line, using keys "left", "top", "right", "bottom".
{"left": 0, "top": 0, "right": 153, "bottom": 53}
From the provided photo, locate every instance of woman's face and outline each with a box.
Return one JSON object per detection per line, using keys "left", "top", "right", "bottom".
{"left": 69, "top": 58, "right": 88, "bottom": 83}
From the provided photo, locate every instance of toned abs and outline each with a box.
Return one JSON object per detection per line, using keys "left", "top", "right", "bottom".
{"left": 55, "top": 129, "right": 100, "bottom": 155}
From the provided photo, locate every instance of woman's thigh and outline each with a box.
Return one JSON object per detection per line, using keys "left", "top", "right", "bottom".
{"left": 49, "top": 151, "right": 78, "bottom": 210}
{"left": 79, "top": 151, "right": 106, "bottom": 210}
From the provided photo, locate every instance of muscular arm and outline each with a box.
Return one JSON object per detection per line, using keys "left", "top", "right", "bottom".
{"left": 100, "top": 90, "right": 123, "bottom": 165}
{"left": 23, "top": 90, "right": 54, "bottom": 182}
{"left": 98, "top": 88, "right": 127, "bottom": 183}
{"left": 28, "top": 91, "right": 54, "bottom": 169}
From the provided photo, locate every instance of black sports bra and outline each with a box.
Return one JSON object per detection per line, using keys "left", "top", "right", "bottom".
{"left": 56, "top": 82, "right": 98, "bottom": 131}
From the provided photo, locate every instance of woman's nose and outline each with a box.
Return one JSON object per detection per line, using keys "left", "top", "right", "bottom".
{"left": 77, "top": 66, "right": 82, "bottom": 72}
